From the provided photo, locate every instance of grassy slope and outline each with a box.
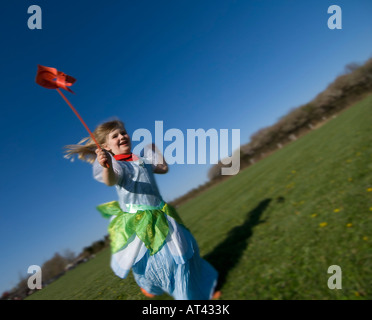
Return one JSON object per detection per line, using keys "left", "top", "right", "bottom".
{"left": 28, "top": 94, "right": 372, "bottom": 300}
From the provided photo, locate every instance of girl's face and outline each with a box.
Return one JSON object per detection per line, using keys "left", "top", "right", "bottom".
{"left": 104, "top": 127, "right": 131, "bottom": 155}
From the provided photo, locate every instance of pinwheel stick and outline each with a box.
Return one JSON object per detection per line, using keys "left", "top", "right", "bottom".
{"left": 56, "top": 88, "right": 99, "bottom": 148}
{"left": 56, "top": 88, "right": 109, "bottom": 168}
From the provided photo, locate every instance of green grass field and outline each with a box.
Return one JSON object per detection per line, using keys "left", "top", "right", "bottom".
{"left": 27, "top": 94, "right": 372, "bottom": 300}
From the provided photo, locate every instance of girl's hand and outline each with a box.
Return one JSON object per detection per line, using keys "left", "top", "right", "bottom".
{"left": 146, "top": 143, "right": 168, "bottom": 174}
{"left": 147, "top": 143, "right": 161, "bottom": 155}
{"left": 95, "top": 148, "right": 112, "bottom": 168}
{"left": 95, "top": 148, "right": 117, "bottom": 186}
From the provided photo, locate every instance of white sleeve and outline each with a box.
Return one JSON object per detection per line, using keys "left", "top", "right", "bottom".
{"left": 143, "top": 145, "right": 159, "bottom": 170}
{"left": 93, "top": 153, "right": 124, "bottom": 184}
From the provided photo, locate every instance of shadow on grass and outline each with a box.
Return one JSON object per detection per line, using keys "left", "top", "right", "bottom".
{"left": 204, "top": 198, "right": 272, "bottom": 291}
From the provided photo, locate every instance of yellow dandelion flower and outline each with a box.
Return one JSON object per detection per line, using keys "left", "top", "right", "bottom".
{"left": 319, "top": 222, "right": 327, "bottom": 228}
{"left": 348, "top": 178, "right": 352, "bottom": 182}
{"left": 292, "top": 170, "right": 296, "bottom": 174}
{"left": 367, "top": 188, "right": 372, "bottom": 192}
{"left": 311, "top": 213, "right": 317, "bottom": 218}
{"left": 346, "top": 223, "right": 352, "bottom": 228}
{"left": 369, "top": 207, "right": 372, "bottom": 211}
{"left": 333, "top": 208, "right": 341, "bottom": 213}
{"left": 363, "top": 236, "right": 368, "bottom": 241}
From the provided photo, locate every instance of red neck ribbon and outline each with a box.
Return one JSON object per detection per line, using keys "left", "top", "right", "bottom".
{"left": 114, "top": 153, "right": 139, "bottom": 162}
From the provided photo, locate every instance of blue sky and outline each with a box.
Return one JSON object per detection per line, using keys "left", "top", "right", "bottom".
{"left": 0, "top": 0, "right": 371, "bottom": 294}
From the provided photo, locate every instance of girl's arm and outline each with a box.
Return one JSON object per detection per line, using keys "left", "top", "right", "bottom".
{"left": 149, "top": 143, "right": 168, "bottom": 174}
{"left": 95, "top": 149, "right": 118, "bottom": 186}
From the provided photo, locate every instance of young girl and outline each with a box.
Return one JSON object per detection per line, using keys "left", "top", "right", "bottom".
{"left": 65, "top": 119, "right": 219, "bottom": 300}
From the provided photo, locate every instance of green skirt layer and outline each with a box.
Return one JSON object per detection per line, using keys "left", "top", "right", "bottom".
{"left": 96, "top": 201, "right": 185, "bottom": 255}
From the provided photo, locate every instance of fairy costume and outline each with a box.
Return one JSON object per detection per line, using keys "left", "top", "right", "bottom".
{"left": 93, "top": 150, "right": 218, "bottom": 300}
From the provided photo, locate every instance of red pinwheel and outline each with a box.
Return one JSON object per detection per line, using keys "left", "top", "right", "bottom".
{"left": 35, "top": 65, "right": 77, "bottom": 93}
{"left": 35, "top": 65, "right": 109, "bottom": 167}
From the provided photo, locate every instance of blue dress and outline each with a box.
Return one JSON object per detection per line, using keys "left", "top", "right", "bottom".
{"left": 93, "top": 152, "right": 218, "bottom": 300}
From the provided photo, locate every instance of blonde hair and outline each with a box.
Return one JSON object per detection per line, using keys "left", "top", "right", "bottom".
{"left": 64, "top": 119, "right": 125, "bottom": 163}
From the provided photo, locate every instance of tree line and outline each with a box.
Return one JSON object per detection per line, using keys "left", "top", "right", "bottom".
{"left": 1, "top": 235, "right": 110, "bottom": 300}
